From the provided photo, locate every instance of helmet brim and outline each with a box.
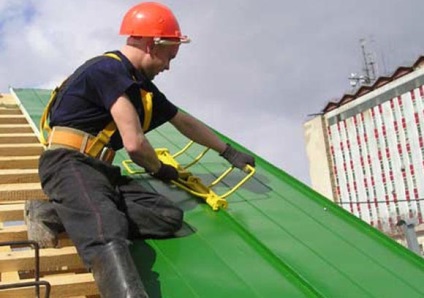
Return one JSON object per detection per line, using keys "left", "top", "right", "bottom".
{"left": 153, "top": 36, "right": 191, "bottom": 45}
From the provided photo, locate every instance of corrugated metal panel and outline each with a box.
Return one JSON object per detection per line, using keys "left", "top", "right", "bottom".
{"left": 12, "top": 88, "right": 424, "bottom": 298}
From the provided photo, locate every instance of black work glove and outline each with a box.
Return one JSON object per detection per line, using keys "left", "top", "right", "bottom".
{"left": 220, "top": 144, "right": 255, "bottom": 170}
{"left": 150, "top": 161, "right": 179, "bottom": 182}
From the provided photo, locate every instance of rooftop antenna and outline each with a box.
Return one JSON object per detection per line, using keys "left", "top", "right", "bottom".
{"left": 349, "top": 38, "right": 378, "bottom": 89}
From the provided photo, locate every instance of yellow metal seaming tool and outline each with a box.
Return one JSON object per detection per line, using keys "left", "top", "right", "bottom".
{"left": 122, "top": 141, "right": 256, "bottom": 211}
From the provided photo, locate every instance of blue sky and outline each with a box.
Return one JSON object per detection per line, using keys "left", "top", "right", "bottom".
{"left": 0, "top": 1, "right": 34, "bottom": 47}
{"left": 1, "top": 0, "right": 424, "bottom": 185}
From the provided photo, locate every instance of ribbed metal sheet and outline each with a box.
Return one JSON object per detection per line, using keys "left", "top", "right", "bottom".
{"left": 13, "top": 88, "right": 424, "bottom": 297}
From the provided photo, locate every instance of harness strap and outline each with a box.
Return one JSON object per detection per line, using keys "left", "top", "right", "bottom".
{"left": 85, "top": 121, "right": 117, "bottom": 159}
{"left": 104, "top": 52, "right": 153, "bottom": 132}
{"left": 48, "top": 126, "right": 115, "bottom": 164}
{"left": 141, "top": 90, "right": 153, "bottom": 132}
{"left": 39, "top": 87, "right": 59, "bottom": 145}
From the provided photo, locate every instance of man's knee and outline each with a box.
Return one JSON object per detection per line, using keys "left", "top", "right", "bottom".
{"left": 161, "top": 205, "right": 184, "bottom": 233}
{"left": 137, "top": 202, "right": 184, "bottom": 238}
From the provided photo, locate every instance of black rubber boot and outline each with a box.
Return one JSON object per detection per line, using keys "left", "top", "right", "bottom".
{"left": 92, "top": 240, "right": 149, "bottom": 298}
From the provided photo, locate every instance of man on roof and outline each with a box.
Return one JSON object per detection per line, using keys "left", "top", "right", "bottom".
{"left": 26, "top": 2, "right": 255, "bottom": 297}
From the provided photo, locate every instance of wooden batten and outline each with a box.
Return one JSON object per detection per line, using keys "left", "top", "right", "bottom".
{"left": 0, "top": 273, "right": 97, "bottom": 298}
{"left": 0, "top": 246, "right": 20, "bottom": 286}
{"left": 0, "top": 134, "right": 39, "bottom": 144}
{"left": 0, "top": 184, "right": 47, "bottom": 201}
{"left": 0, "top": 144, "right": 43, "bottom": 157}
{"left": 0, "top": 204, "right": 24, "bottom": 222}
{"left": 0, "top": 157, "right": 39, "bottom": 170}
{"left": 0, "top": 96, "right": 99, "bottom": 297}
{"left": 0, "top": 225, "right": 27, "bottom": 242}
{"left": 0, "top": 125, "right": 34, "bottom": 134}
{"left": 0, "top": 109, "right": 22, "bottom": 115}
{"left": 0, "top": 116, "right": 28, "bottom": 125}
{"left": 0, "top": 246, "right": 83, "bottom": 272}
{"left": 0, "top": 169, "right": 40, "bottom": 184}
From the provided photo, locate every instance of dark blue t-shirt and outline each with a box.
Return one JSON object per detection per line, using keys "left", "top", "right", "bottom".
{"left": 50, "top": 51, "right": 178, "bottom": 150}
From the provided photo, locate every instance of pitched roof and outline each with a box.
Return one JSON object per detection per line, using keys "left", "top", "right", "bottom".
{"left": 323, "top": 56, "right": 424, "bottom": 113}
{"left": 6, "top": 87, "right": 424, "bottom": 297}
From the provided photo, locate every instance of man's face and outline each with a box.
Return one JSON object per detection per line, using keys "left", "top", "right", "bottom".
{"left": 144, "top": 43, "right": 180, "bottom": 80}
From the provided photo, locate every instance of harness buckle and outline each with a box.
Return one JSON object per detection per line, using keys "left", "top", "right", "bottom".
{"left": 98, "top": 146, "right": 116, "bottom": 164}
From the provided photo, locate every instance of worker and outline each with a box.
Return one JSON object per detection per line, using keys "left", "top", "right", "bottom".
{"left": 27, "top": 2, "right": 255, "bottom": 297}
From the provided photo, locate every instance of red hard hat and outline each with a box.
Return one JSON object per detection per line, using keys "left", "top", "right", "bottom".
{"left": 120, "top": 2, "right": 190, "bottom": 43}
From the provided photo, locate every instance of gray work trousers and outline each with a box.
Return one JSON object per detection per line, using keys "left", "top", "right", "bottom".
{"left": 38, "top": 148, "right": 183, "bottom": 267}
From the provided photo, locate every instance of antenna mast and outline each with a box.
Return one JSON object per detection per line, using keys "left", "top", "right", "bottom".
{"left": 349, "top": 38, "right": 378, "bottom": 89}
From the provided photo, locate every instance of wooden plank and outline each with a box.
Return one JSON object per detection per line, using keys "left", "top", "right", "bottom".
{"left": 0, "top": 204, "right": 24, "bottom": 221}
{"left": 0, "top": 226, "right": 73, "bottom": 247}
{"left": 0, "top": 94, "right": 17, "bottom": 105}
{"left": 0, "top": 109, "right": 21, "bottom": 115}
{"left": 0, "top": 225, "right": 27, "bottom": 242}
{"left": 0, "top": 125, "right": 33, "bottom": 134}
{"left": 0, "top": 116, "right": 27, "bottom": 125}
{"left": 0, "top": 169, "right": 40, "bottom": 184}
{"left": 0, "top": 200, "right": 25, "bottom": 205}
{"left": 0, "top": 183, "right": 48, "bottom": 201}
{"left": 0, "top": 189, "right": 47, "bottom": 201}
{"left": 0, "top": 273, "right": 98, "bottom": 298}
{"left": 0, "top": 271, "right": 19, "bottom": 283}
{"left": 0, "top": 246, "right": 83, "bottom": 272}
{"left": 0, "top": 246, "right": 19, "bottom": 283}
{"left": 0, "top": 134, "right": 39, "bottom": 144}
{"left": 0, "top": 183, "right": 43, "bottom": 192}
{"left": 0, "top": 157, "right": 39, "bottom": 170}
{"left": 0, "top": 144, "right": 43, "bottom": 157}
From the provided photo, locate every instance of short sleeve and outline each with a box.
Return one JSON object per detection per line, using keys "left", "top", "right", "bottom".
{"left": 87, "top": 58, "right": 137, "bottom": 110}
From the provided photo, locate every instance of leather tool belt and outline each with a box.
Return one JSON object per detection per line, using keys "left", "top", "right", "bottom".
{"left": 47, "top": 126, "right": 115, "bottom": 164}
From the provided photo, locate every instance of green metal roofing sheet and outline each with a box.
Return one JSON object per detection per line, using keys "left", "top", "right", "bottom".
{"left": 12, "top": 87, "right": 424, "bottom": 297}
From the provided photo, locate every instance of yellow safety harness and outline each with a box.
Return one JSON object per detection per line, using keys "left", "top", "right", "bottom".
{"left": 39, "top": 53, "right": 153, "bottom": 162}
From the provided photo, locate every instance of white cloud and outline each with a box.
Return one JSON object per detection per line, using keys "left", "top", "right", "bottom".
{"left": 2, "top": 0, "right": 424, "bottom": 185}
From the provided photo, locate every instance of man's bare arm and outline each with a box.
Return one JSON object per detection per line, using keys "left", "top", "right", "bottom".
{"left": 110, "top": 94, "right": 161, "bottom": 173}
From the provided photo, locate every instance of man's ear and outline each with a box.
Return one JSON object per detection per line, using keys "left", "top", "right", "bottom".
{"left": 146, "top": 38, "right": 156, "bottom": 55}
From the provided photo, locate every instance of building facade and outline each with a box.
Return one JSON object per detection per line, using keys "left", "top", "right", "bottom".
{"left": 305, "top": 57, "right": 424, "bottom": 250}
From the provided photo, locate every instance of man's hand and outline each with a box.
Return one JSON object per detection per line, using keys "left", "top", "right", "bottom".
{"left": 150, "top": 162, "right": 179, "bottom": 182}
{"left": 220, "top": 144, "right": 255, "bottom": 170}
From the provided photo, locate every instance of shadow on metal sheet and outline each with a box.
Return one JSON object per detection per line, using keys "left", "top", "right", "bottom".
{"left": 130, "top": 240, "right": 162, "bottom": 298}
